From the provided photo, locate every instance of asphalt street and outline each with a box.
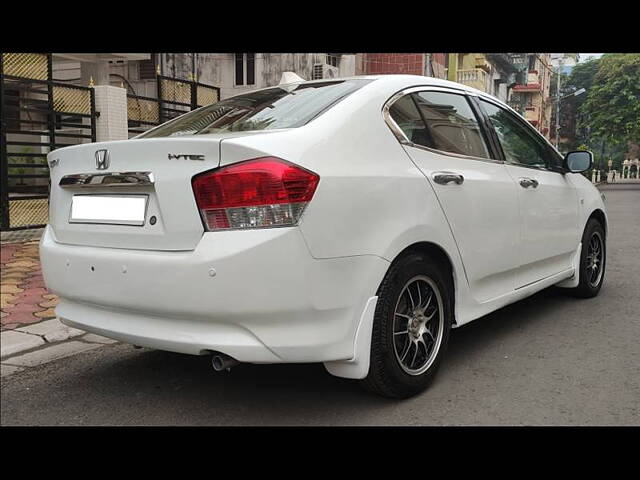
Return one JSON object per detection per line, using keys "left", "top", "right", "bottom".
{"left": 2, "top": 184, "right": 638, "bottom": 425}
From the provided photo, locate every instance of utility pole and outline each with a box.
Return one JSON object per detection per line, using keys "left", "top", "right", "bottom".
{"left": 555, "top": 58, "right": 563, "bottom": 149}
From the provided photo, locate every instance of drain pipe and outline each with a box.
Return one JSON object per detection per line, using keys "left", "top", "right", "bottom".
{"left": 211, "top": 353, "right": 239, "bottom": 372}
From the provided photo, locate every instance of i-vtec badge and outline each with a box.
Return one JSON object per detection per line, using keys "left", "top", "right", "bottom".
{"left": 168, "top": 154, "right": 205, "bottom": 161}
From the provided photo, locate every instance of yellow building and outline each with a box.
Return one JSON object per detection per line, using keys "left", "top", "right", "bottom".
{"left": 445, "top": 53, "right": 553, "bottom": 138}
{"left": 445, "top": 53, "right": 516, "bottom": 103}
{"left": 509, "top": 54, "right": 552, "bottom": 138}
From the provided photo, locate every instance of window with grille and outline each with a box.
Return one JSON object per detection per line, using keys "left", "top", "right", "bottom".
{"left": 139, "top": 57, "right": 157, "bottom": 80}
{"left": 235, "top": 53, "right": 256, "bottom": 86}
{"left": 326, "top": 54, "right": 339, "bottom": 67}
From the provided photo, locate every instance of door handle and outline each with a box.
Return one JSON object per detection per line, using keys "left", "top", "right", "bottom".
{"left": 519, "top": 177, "right": 539, "bottom": 189}
{"left": 433, "top": 172, "right": 464, "bottom": 185}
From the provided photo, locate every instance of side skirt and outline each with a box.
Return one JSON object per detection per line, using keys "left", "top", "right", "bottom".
{"left": 453, "top": 264, "right": 576, "bottom": 328}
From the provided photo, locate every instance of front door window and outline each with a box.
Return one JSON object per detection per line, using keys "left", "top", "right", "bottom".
{"left": 478, "top": 99, "right": 549, "bottom": 169}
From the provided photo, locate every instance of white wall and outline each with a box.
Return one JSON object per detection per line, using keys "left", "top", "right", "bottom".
{"left": 161, "top": 53, "right": 357, "bottom": 99}
{"left": 92, "top": 85, "right": 128, "bottom": 141}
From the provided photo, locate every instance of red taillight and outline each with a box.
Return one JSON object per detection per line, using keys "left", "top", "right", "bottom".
{"left": 192, "top": 157, "right": 319, "bottom": 230}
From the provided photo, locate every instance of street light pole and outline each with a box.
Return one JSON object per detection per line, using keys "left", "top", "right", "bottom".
{"left": 551, "top": 59, "right": 585, "bottom": 152}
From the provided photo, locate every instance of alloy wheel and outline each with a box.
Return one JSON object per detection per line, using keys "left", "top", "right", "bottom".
{"left": 585, "top": 231, "right": 604, "bottom": 288}
{"left": 392, "top": 275, "right": 444, "bottom": 376}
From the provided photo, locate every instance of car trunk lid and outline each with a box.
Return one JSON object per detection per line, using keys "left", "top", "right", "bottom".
{"left": 48, "top": 136, "right": 224, "bottom": 251}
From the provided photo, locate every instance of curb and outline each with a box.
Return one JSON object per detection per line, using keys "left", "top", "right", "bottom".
{"left": 1, "top": 318, "right": 118, "bottom": 377}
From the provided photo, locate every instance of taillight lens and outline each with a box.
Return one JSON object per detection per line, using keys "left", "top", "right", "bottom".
{"left": 192, "top": 157, "right": 319, "bottom": 231}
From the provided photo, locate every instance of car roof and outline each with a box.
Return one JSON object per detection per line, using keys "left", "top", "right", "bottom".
{"left": 342, "top": 74, "right": 477, "bottom": 90}
{"left": 279, "top": 74, "right": 505, "bottom": 106}
{"left": 355, "top": 74, "right": 499, "bottom": 99}
{"left": 225, "top": 74, "right": 499, "bottom": 107}
{"left": 282, "top": 74, "right": 476, "bottom": 90}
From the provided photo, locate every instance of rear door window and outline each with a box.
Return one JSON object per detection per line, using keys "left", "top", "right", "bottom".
{"left": 388, "top": 95, "right": 433, "bottom": 147}
{"left": 411, "top": 91, "right": 490, "bottom": 159}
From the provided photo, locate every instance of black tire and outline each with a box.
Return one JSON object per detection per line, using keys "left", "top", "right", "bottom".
{"left": 567, "top": 218, "right": 606, "bottom": 298}
{"left": 361, "top": 252, "right": 453, "bottom": 399}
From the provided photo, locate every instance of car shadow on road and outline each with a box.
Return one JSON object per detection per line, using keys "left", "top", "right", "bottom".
{"left": 51, "top": 285, "right": 589, "bottom": 425}
{"left": 446, "top": 286, "right": 571, "bottom": 360}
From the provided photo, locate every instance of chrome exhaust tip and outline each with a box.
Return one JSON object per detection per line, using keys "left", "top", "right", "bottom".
{"left": 211, "top": 353, "right": 239, "bottom": 372}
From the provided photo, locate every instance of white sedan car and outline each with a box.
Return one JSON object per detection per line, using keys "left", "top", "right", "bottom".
{"left": 41, "top": 75, "right": 607, "bottom": 398}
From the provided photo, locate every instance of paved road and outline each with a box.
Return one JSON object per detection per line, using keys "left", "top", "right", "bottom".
{"left": 2, "top": 185, "right": 639, "bottom": 425}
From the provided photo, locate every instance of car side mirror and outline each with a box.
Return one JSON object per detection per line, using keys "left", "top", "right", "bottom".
{"left": 564, "top": 150, "right": 593, "bottom": 173}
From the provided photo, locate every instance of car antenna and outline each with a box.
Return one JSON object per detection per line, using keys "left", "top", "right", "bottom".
{"left": 278, "top": 71, "right": 305, "bottom": 93}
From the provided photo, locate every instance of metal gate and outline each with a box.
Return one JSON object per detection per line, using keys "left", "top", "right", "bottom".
{"left": 158, "top": 75, "right": 220, "bottom": 123}
{"left": 127, "top": 93, "right": 161, "bottom": 137}
{"left": 127, "top": 75, "right": 220, "bottom": 137}
{"left": 1, "top": 53, "right": 96, "bottom": 231}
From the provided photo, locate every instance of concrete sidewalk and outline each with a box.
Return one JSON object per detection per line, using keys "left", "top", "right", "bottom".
{"left": 1, "top": 321, "right": 117, "bottom": 377}
{"left": 1, "top": 232, "right": 118, "bottom": 376}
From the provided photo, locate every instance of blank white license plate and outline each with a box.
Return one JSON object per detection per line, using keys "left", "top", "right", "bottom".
{"left": 70, "top": 195, "right": 148, "bottom": 226}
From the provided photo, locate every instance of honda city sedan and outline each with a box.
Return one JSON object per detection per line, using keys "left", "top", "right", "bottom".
{"left": 41, "top": 75, "right": 607, "bottom": 398}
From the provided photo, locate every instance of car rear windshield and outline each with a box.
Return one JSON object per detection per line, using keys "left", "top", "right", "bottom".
{"left": 138, "top": 79, "right": 371, "bottom": 138}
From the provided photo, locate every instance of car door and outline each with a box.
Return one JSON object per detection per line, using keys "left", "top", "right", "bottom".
{"left": 476, "top": 97, "right": 579, "bottom": 288}
{"left": 385, "top": 88, "right": 521, "bottom": 303}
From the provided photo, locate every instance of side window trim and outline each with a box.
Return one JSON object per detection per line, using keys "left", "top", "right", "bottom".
{"left": 408, "top": 93, "right": 437, "bottom": 148}
{"left": 383, "top": 86, "right": 504, "bottom": 164}
{"left": 467, "top": 95, "right": 505, "bottom": 162}
{"left": 477, "top": 95, "right": 562, "bottom": 173}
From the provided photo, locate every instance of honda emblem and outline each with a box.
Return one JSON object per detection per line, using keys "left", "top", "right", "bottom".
{"left": 95, "top": 149, "right": 110, "bottom": 170}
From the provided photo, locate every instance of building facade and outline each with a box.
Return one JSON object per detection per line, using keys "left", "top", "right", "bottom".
{"left": 52, "top": 53, "right": 357, "bottom": 101}
{"left": 431, "top": 53, "right": 554, "bottom": 138}
{"left": 442, "top": 53, "right": 519, "bottom": 103}
{"left": 355, "top": 53, "right": 448, "bottom": 79}
{"left": 507, "top": 53, "right": 553, "bottom": 138}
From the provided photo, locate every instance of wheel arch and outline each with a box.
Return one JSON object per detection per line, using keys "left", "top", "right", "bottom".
{"left": 587, "top": 208, "right": 607, "bottom": 236}
{"left": 385, "top": 241, "right": 459, "bottom": 326}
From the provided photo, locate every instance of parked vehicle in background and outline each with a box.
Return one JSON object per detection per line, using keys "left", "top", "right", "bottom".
{"left": 41, "top": 75, "right": 607, "bottom": 398}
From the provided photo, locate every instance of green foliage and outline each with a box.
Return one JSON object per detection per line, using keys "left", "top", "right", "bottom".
{"left": 8, "top": 146, "right": 36, "bottom": 178}
{"left": 558, "top": 58, "right": 602, "bottom": 150}
{"left": 579, "top": 54, "right": 640, "bottom": 146}
{"left": 568, "top": 58, "right": 601, "bottom": 97}
{"left": 7, "top": 147, "right": 48, "bottom": 186}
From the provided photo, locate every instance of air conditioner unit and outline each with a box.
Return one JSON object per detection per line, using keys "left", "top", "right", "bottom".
{"left": 312, "top": 63, "right": 339, "bottom": 80}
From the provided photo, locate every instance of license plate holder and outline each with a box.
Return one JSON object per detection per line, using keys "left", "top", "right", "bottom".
{"left": 69, "top": 194, "right": 149, "bottom": 226}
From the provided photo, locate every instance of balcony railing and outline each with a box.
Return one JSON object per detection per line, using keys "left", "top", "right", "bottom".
{"left": 513, "top": 70, "right": 542, "bottom": 93}
{"left": 454, "top": 68, "right": 489, "bottom": 91}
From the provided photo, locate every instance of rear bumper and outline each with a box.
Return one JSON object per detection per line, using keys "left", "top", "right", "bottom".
{"left": 40, "top": 226, "right": 388, "bottom": 363}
